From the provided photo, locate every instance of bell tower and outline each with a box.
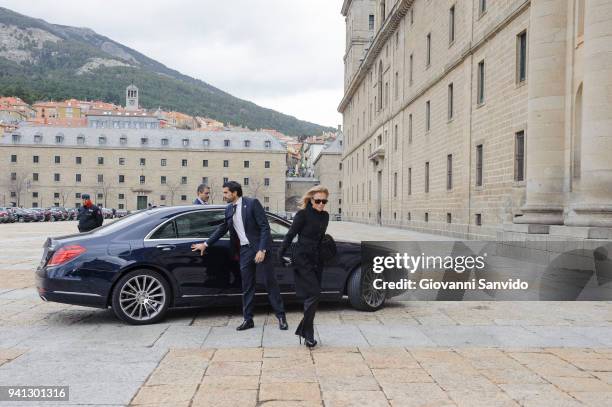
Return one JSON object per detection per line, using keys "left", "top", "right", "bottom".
{"left": 126, "top": 84, "right": 139, "bottom": 111}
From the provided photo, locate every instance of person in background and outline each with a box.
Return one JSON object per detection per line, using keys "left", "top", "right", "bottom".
{"left": 278, "top": 185, "right": 330, "bottom": 348}
{"left": 77, "top": 194, "right": 103, "bottom": 232}
{"left": 193, "top": 184, "right": 211, "bottom": 205}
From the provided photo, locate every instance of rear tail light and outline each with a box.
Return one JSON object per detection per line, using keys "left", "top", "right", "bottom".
{"left": 47, "top": 245, "right": 86, "bottom": 267}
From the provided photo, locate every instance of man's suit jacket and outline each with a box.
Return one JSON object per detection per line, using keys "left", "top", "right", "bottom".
{"left": 193, "top": 198, "right": 208, "bottom": 205}
{"left": 205, "top": 197, "right": 272, "bottom": 252}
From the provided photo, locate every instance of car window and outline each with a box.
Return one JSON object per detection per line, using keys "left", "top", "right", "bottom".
{"left": 268, "top": 216, "right": 289, "bottom": 239}
{"left": 150, "top": 220, "right": 177, "bottom": 239}
{"left": 175, "top": 210, "right": 226, "bottom": 239}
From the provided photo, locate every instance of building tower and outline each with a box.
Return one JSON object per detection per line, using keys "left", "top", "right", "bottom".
{"left": 125, "top": 84, "right": 139, "bottom": 111}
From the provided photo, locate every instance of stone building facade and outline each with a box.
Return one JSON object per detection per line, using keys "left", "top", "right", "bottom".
{"left": 339, "top": 0, "right": 612, "bottom": 239}
{"left": 314, "top": 135, "right": 344, "bottom": 217}
{"left": 1, "top": 126, "right": 286, "bottom": 211}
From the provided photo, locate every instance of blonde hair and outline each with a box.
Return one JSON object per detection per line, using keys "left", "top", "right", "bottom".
{"left": 299, "top": 185, "right": 329, "bottom": 209}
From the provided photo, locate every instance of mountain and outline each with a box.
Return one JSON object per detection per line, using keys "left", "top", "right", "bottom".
{"left": 0, "top": 7, "right": 335, "bottom": 136}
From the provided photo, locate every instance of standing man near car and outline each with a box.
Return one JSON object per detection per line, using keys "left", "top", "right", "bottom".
{"left": 193, "top": 184, "right": 210, "bottom": 205}
{"left": 77, "top": 194, "right": 103, "bottom": 232}
{"left": 191, "top": 181, "right": 288, "bottom": 331}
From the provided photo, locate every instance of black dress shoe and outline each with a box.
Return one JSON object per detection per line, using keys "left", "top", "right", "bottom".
{"left": 236, "top": 319, "right": 254, "bottom": 331}
{"left": 278, "top": 315, "right": 288, "bottom": 330}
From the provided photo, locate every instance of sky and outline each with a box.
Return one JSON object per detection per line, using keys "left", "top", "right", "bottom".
{"left": 2, "top": 0, "right": 346, "bottom": 128}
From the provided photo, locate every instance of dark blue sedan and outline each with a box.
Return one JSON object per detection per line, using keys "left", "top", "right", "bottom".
{"left": 36, "top": 205, "right": 395, "bottom": 324}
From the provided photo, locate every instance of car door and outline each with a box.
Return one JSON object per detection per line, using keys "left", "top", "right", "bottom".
{"left": 257, "top": 215, "right": 295, "bottom": 294}
{"left": 144, "top": 209, "right": 241, "bottom": 299}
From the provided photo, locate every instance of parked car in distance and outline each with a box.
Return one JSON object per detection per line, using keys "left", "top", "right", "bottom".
{"left": 11, "top": 208, "right": 37, "bottom": 222}
{"left": 0, "top": 208, "right": 9, "bottom": 223}
{"left": 27, "top": 208, "right": 45, "bottom": 222}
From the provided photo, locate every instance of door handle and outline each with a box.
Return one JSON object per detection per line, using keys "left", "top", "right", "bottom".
{"left": 156, "top": 244, "right": 175, "bottom": 251}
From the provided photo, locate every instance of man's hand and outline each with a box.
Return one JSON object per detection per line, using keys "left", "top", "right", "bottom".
{"left": 254, "top": 250, "right": 266, "bottom": 263}
{"left": 191, "top": 243, "right": 207, "bottom": 256}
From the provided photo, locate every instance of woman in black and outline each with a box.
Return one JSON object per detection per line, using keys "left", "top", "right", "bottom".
{"left": 278, "top": 186, "right": 330, "bottom": 347}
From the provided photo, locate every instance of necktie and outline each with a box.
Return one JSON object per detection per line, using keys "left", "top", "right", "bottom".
{"left": 232, "top": 204, "right": 237, "bottom": 216}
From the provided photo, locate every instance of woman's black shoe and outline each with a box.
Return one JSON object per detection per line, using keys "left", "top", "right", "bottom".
{"left": 304, "top": 339, "right": 317, "bottom": 348}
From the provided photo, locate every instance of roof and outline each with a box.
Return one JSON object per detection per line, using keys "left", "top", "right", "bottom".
{"left": 313, "top": 134, "right": 343, "bottom": 165}
{"left": 2, "top": 126, "right": 287, "bottom": 152}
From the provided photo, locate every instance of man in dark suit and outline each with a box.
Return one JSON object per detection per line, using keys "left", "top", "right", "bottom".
{"left": 193, "top": 184, "right": 210, "bottom": 205}
{"left": 191, "top": 181, "right": 288, "bottom": 331}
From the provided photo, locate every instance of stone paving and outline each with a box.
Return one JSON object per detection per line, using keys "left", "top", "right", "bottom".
{"left": 0, "top": 221, "right": 611, "bottom": 406}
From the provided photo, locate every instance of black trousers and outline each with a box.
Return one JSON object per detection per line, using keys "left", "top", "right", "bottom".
{"left": 294, "top": 264, "right": 322, "bottom": 342}
{"left": 239, "top": 245, "right": 285, "bottom": 321}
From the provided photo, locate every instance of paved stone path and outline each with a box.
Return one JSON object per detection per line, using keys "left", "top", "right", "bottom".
{"left": 0, "top": 221, "right": 610, "bottom": 406}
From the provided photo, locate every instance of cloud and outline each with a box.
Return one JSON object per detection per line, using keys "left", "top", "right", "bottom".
{"left": 2, "top": 0, "right": 345, "bottom": 127}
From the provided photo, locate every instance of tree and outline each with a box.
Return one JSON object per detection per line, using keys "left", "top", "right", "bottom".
{"left": 246, "top": 177, "right": 265, "bottom": 201}
{"left": 97, "top": 182, "right": 113, "bottom": 208}
{"left": 165, "top": 180, "right": 180, "bottom": 206}
{"left": 6, "top": 171, "right": 29, "bottom": 207}
{"left": 59, "top": 186, "right": 73, "bottom": 207}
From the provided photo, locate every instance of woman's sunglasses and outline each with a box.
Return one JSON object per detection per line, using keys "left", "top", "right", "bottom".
{"left": 312, "top": 199, "right": 328, "bottom": 205}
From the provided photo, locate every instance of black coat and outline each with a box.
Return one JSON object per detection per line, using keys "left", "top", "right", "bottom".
{"left": 279, "top": 203, "right": 329, "bottom": 298}
{"left": 77, "top": 204, "right": 103, "bottom": 232}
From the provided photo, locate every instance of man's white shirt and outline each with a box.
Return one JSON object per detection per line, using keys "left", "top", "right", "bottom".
{"left": 232, "top": 197, "right": 250, "bottom": 246}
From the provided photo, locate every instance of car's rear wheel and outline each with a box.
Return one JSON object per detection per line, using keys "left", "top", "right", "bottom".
{"left": 347, "top": 266, "right": 386, "bottom": 311}
{"left": 111, "top": 269, "right": 170, "bottom": 325}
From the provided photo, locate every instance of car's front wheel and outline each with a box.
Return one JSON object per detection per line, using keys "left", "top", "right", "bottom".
{"left": 347, "top": 266, "right": 386, "bottom": 311}
{"left": 111, "top": 269, "right": 170, "bottom": 325}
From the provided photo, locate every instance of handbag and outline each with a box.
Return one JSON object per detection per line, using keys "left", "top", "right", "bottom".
{"left": 320, "top": 234, "right": 337, "bottom": 260}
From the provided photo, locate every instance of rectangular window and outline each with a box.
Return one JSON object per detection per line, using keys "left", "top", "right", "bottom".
{"left": 223, "top": 160, "right": 229, "bottom": 168}
{"left": 408, "top": 114, "right": 413, "bottom": 143}
{"left": 369, "top": 14, "right": 375, "bottom": 30}
{"left": 161, "top": 159, "right": 167, "bottom": 166}
{"left": 161, "top": 138, "right": 168, "bottom": 146}
{"left": 425, "top": 162, "right": 430, "bottom": 193}
{"left": 475, "top": 213, "right": 482, "bottom": 226}
{"left": 54, "top": 173, "right": 60, "bottom": 182}
{"left": 119, "top": 193, "right": 125, "bottom": 200}
{"left": 394, "top": 72, "right": 399, "bottom": 100}
{"left": 54, "top": 155, "right": 61, "bottom": 164}
{"left": 10, "top": 154, "right": 17, "bottom": 163}
{"left": 244, "top": 140, "right": 251, "bottom": 148}
{"left": 515, "top": 131, "right": 525, "bottom": 181}
{"left": 75, "top": 174, "right": 81, "bottom": 182}
{"left": 224, "top": 139, "right": 230, "bottom": 147}
{"left": 76, "top": 156, "right": 82, "bottom": 164}
{"left": 119, "top": 175, "right": 125, "bottom": 183}
{"left": 449, "top": 5, "right": 455, "bottom": 44}
{"left": 479, "top": 0, "right": 487, "bottom": 15}
{"left": 408, "top": 167, "right": 412, "bottom": 195}
{"left": 447, "top": 154, "right": 453, "bottom": 190}
{"left": 98, "top": 157, "right": 104, "bottom": 165}
{"left": 393, "top": 172, "right": 398, "bottom": 197}
{"left": 223, "top": 177, "right": 229, "bottom": 184}
{"left": 517, "top": 31, "right": 527, "bottom": 83}
{"left": 182, "top": 139, "right": 189, "bottom": 147}
{"left": 409, "top": 54, "right": 414, "bottom": 84}
{"left": 33, "top": 155, "right": 39, "bottom": 163}
{"left": 97, "top": 174, "right": 104, "bottom": 183}
{"left": 140, "top": 175, "right": 146, "bottom": 184}
{"left": 161, "top": 176, "right": 166, "bottom": 184}
{"left": 181, "top": 176, "right": 187, "bottom": 185}
{"left": 447, "top": 213, "right": 452, "bottom": 223}
{"left": 141, "top": 137, "right": 148, "bottom": 145}
{"left": 425, "top": 101, "right": 431, "bottom": 132}
{"left": 244, "top": 177, "right": 249, "bottom": 186}
{"left": 10, "top": 172, "right": 16, "bottom": 181}
{"left": 140, "top": 158, "right": 146, "bottom": 166}
{"left": 181, "top": 159, "right": 187, "bottom": 167}
{"left": 426, "top": 33, "right": 431, "bottom": 66}
{"left": 244, "top": 160, "right": 250, "bottom": 168}
{"left": 476, "top": 144, "right": 483, "bottom": 186}
{"left": 33, "top": 173, "right": 39, "bottom": 181}
{"left": 203, "top": 159, "right": 208, "bottom": 167}
{"left": 265, "top": 161, "right": 270, "bottom": 168}
{"left": 394, "top": 125, "right": 398, "bottom": 151}
{"left": 264, "top": 178, "right": 270, "bottom": 186}
{"left": 477, "top": 60, "right": 485, "bottom": 104}
{"left": 120, "top": 137, "right": 127, "bottom": 145}
{"left": 448, "top": 83, "right": 454, "bottom": 120}
{"left": 181, "top": 195, "right": 187, "bottom": 201}
{"left": 119, "top": 158, "right": 125, "bottom": 165}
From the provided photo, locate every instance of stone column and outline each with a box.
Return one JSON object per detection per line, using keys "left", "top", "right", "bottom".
{"left": 566, "top": 0, "right": 612, "bottom": 227}
{"left": 515, "top": 0, "right": 568, "bottom": 225}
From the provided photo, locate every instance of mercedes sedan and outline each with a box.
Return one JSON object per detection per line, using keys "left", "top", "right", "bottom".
{"left": 36, "top": 205, "right": 401, "bottom": 324}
